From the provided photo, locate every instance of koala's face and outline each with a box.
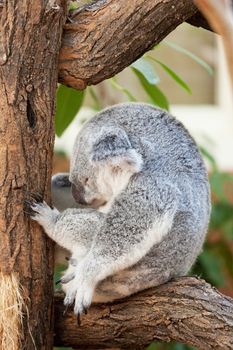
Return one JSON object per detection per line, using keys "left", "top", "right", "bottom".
{"left": 69, "top": 124, "right": 143, "bottom": 209}
{"left": 69, "top": 143, "right": 121, "bottom": 209}
{"left": 69, "top": 138, "right": 105, "bottom": 208}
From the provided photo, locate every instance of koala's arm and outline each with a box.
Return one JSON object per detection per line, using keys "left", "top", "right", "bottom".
{"left": 30, "top": 201, "right": 105, "bottom": 257}
{"left": 66, "top": 176, "right": 178, "bottom": 314}
{"left": 88, "top": 177, "right": 177, "bottom": 278}
{"left": 51, "top": 172, "right": 80, "bottom": 211}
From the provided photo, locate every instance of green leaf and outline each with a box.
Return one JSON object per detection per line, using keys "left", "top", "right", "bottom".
{"left": 218, "top": 241, "right": 233, "bottom": 278}
{"left": 110, "top": 78, "right": 137, "bottom": 101}
{"left": 131, "top": 57, "right": 160, "bottom": 84}
{"left": 132, "top": 68, "right": 169, "bottom": 110}
{"left": 199, "top": 146, "right": 218, "bottom": 172}
{"left": 173, "top": 344, "right": 195, "bottom": 350}
{"left": 164, "top": 41, "right": 214, "bottom": 76}
{"left": 54, "top": 264, "right": 66, "bottom": 290}
{"left": 55, "top": 85, "right": 85, "bottom": 137}
{"left": 88, "top": 86, "right": 102, "bottom": 111}
{"left": 68, "top": 1, "right": 79, "bottom": 10}
{"left": 198, "top": 249, "right": 225, "bottom": 286}
{"left": 222, "top": 220, "right": 233, "bottom": 240}
{"left": 147, "top": 57, "right": 192, "bottom": 94}
{"left": 210, "top": 202, "right": 233, "bottom": 230}
{"left": 146, "top": 342, "right": 160, "bottom": 350}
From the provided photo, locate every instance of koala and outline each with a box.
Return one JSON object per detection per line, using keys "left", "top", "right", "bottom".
{"left": 29, "top": 102, "right": 211, "bottom": 317}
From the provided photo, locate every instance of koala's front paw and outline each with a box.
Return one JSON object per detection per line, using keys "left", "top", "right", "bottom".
{"left": 31, "top": 201, "right": 55, "bottom": 223}
{"left": 25, "top": 197, "right": 59, "bottom": 234}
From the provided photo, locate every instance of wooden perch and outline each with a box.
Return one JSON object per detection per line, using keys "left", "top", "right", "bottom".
{"left": 54, "top": 277, "right": 233, "bottom": 349}
{"left": 58, "top": 0, "right": 209, "bottom": 89}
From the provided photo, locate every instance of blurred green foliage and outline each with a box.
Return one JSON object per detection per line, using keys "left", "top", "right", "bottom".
{"left": 54, "top": 42, "right": 232, "bottom": 350}
{"left": 55, "top": 85, "right": 84, "bottom": 137}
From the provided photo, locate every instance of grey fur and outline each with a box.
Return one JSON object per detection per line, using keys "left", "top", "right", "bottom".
{"left": 32, "top": 103, "right": 211, "bottom": 315}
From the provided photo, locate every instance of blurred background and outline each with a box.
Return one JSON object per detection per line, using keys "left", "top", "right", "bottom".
{"left": 54, "top": 21, "right": 233, "bottom": 350}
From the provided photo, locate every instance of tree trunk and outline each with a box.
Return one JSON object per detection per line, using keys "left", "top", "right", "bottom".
{"left": 54, "top": 277, "right": 233, "bottom": 350}
{"left": 0, "top": 1, "right": 66, "bottom": 349}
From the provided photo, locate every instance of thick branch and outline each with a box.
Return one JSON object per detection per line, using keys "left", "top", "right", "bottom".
{"left": 54, "top": 277, "right": 233, "bottom": 349}
{"left": 58, "top": 0, "right": 201, "bottom": 89}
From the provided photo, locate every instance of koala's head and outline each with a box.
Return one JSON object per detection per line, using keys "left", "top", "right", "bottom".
{"left": 69, "top": 123, "right": 143, "bottom": 208}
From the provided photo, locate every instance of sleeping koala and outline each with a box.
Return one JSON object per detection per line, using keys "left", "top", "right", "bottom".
{"left": 29, "top": 102, "right": 211, "bottom": 317}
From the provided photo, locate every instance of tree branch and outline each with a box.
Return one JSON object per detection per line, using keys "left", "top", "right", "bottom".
{"left": 58, "top": 0, "right": 202, "bottom": 89}
{"left": 54, "top": 277, "right": 233, "bottom": 349}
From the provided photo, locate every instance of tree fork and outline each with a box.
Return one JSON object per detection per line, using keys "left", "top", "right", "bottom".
{"left": 0, "top": 1, "right": 66, "bottom": 349}
{"left": 54, "top": 277, "right": 233, "bottom": 350}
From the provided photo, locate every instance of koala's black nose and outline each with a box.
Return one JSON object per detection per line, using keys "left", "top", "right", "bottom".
{"left": 71, "top": 183, "right": 87, "bottom": 205}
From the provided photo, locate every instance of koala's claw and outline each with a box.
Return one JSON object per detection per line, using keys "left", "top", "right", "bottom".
{"left": 24, "top": 191, "right": 46, "bottom": 217}
{"left": 63, "top": 304, "right": 70, "bottom": 317}
{"left": 25, "top": 191, "right": 44, "bottom": 203}
{"left": 77, "top": 313, "right": 81, "bottom": 326}
{"left": 23, "top": 201, "right": 34, "bottom": 216}
{"left": 61, "top": 272, "right": 75, "bottom": 284}
{"left": 24, "top": 199, "right": 38, "bottom": 216}
{"left": 64, "top": 293, "right": 75, "bottom": 307}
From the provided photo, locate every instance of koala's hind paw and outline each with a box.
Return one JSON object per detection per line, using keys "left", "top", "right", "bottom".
{"left": 73, "top": 284, "right": 93, "bottom": 316}
{"left": 64, "top": 274, "right": 94, "bottom": 317}
{"left": 68, "top": 276, "right": 94, "bottom": 315}
{"left": 64, "top": 292, "right": 76, "bottom": 307}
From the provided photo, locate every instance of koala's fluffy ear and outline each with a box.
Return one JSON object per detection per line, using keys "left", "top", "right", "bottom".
{"left": 91, "top": 127, "right": 143, "bottom": 173}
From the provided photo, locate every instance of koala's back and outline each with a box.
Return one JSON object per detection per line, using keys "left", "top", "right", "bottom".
{"left": 87, "top": 102, "right": 210, "bottom": 226}
{"left": 87, "top": 102, "right": 206, "bottom": 177}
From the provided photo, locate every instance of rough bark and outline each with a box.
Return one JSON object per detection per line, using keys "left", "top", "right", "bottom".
{"left": 54, "top": 277, "right": 233, "bottom": 350}
{"left": 0, "top": 1, "right": 66, "bottom": 349}
{"left": 58, "top": 0, "right": 199, "bottom": 89}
